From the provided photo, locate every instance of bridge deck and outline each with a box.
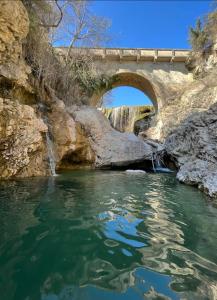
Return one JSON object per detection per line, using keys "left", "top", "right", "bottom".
{"left": 57, "top": 47, "right": 190, "bottom": 63}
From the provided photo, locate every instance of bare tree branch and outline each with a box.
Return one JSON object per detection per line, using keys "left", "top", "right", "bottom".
{"left": 39, "top": 0, "right": 63, "bottom": 28}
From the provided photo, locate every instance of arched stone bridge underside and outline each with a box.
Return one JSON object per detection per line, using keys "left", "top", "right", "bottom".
{"left": 57, "top": 47, "right": 192, "bottom": 111}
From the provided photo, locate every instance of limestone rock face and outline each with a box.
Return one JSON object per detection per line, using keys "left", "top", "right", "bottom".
{"left": 69, "top": 106, "right": 153, "bottom": 168}
{"left": 177, "top": 160, "right": 217, "bottom": 198}
{"left": 0, "top": 0, "right": 30, "bottom": 87}
{"left": 0, "top": 98, "right": 48, "bottom": 178}
{"left": 148, "top": 72, "right": 217, "bottom": 141}
{"left": 48, "top": 100, "right": 95, "bottom": 169}
{"left": 165, "top": 102, "right": 217, "bottom": 198}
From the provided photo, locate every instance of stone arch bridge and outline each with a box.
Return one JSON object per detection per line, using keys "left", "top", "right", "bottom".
{"left": 57, "top": 47, "right": 192, "bottom": 111}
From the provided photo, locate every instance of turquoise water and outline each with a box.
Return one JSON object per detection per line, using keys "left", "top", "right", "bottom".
{"left": 0, "top": 171, "right": 217, "bottom": 300}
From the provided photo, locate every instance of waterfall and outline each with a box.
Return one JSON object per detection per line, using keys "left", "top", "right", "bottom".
{"left": 45, "top": 129, "right": 57, "bottom": 177}
{"left": 38, "top": 103, "right": 57, "bottom": 176}
{"left": 100, "top": 105, "right": 154, "bottom": 133}
{"left": 155, "top": 156, "right": 162, "bottom": 169}
{"left": 153, "top": 152, "right": 173, "bottom": 173}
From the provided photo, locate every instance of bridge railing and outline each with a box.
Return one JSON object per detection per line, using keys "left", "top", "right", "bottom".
{"left": 56, "top": 47, "right": 190, "bottom": 63}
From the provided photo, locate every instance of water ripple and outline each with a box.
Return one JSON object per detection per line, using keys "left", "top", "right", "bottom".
{"left": 0, "top": 171, "right": 217, "bottom": 300}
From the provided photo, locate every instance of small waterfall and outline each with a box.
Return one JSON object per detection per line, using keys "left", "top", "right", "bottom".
{"left": 153, "top": 152, "right": 173, "bottom": 173}
{"left": 38, "top": 103, "right": 57, "bottom": 176}
{"left": 155, "top": 156, "right": 162, "bottom": 169}
{"left": 45, "top": 129, "right": 57, "bottom": 177}
{"left": 100, "top": 105, "right": 154, "bottom": 133}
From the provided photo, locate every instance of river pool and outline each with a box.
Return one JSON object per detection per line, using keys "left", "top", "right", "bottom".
{"left": 0, "top": 171, "right": 217, "bottom": 300}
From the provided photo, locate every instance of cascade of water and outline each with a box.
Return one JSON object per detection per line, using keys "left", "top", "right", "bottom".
{"left": 128, "top": 106, "right": 141, "bottom": 132}
{"left": 45, "top": 130, "right": 57, "bottom": 176}
{"left": 153, "top": 152, "right": 173, "bottom": 173}
{"left": 151, "top": 153, "right": 156, "bottom": 173}
{"left": 38, "top": 103, "right": 57, "bottom": 176}
{"left": 155, "top": 156, "right": 162, "bottom": 168}
{"left": 101, "top": 105, "right": 153, "bottom": 133}
{"left": 104, "top": 106, "right": 131, "bottom": 132}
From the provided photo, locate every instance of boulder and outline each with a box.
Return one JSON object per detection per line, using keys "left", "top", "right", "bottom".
{"left": 48, "top": 100, "right": 95, "bottom": 169}
{"left": 68, "top": 106, "right": 153, "bottom": 168}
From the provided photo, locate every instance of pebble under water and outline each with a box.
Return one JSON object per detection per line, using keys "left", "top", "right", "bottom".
{"left": 0, "top": 171, "right": 217, "bottom": 300}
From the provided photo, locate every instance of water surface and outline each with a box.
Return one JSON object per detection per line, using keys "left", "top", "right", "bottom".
{"left": 0, "top": 171, "right": 217, "bottom": 300}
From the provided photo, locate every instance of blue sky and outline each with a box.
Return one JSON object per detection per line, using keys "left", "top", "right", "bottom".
{"left": 92, "top": 0, "right": 213, "bottom": 107}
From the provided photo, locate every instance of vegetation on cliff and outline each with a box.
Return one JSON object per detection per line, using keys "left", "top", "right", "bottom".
{"left": 21, "top": 0, "right": 113, "bottom": 105}
{"left": 161, "top": 1, "right": 217, "bottom": 198}
{"left": 188, "top": 2, "right": 217, "bottom": 76}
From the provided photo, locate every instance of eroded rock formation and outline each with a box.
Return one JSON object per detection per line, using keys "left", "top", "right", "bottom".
{"left": 147, "top": 71, "right": 217, "bottom": 141}
{"left": 48, "top": 100, "right": 95, "bottom": 169}
{"left": 165, "top": 101, "right": 217, "bottom": 198}
{"left": 0, "top": 0, "right": 31, "bottom": 88}
{"left": 69, "top": 106, "right": 153, "bottom": 168}
{"left": 0, "top": 98, "right": 48, "bottom": 178}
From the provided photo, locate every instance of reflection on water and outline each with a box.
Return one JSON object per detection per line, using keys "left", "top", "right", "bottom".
{"left": 0, "top": 171, "right": 217, "bottom": 300}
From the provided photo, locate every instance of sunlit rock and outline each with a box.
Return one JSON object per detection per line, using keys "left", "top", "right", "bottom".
{"left": 69, "top": 106, "right": 153, "bottom": 168}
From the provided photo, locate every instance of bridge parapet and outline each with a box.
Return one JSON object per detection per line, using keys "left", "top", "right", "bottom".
{"left": 57, "top": 47, "right": 190, "bottom": 63}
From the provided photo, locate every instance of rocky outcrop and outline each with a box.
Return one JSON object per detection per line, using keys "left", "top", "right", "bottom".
{"left": 0, "top": 0, "right": 31, "bottom": 88}
{"left": 147, "top": 71, "right": 217, "bottom": 141}
{"left": 69, "top": 106, "right": 153, "bottom": 168}
{"left": 0, "top": 1, "right": 50, "bottom": 178}
{"left": 48, "top": 100, "right": 95, "bottom": 169}
{"left": 177, "top": 160, "right": 217, "bottom": 198}
{"left": 0, "top": 98, "right": 48, "bottom": 178}
{"left": 165, "top": 102, "right": 217, "bottom": 198}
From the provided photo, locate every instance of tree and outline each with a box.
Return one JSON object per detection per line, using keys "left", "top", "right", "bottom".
{"left": 189, "top": 19, "right": 207, "bottom": 52}
{"left": 187, "top": 3, "right": 217, "bottom": 76}
{"left": 22, "top": 0, "right": 112, "bottom": 106}
{"left": 189, "top": 1, "right": 217, "bottom": 53}
{"left": 204, "top": 10, "right": 217, "bottom": 47}
{"left": 50, "top": 1, "right": 111, "bottom": 62}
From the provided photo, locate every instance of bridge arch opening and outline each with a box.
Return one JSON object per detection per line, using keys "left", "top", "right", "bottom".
{"left": 91, "top": 72, "right": 159, "bottom": 110}
{"left": 102, "top": 86, "right": 153, "bottom": 108}
{"left": 93, "top": 72, "right": 158, "bottom": 135}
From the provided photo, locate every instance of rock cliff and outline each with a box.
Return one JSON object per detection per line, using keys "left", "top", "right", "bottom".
{"left": 0, "top": 98, "right": 48, "bottom": 178}
{"left": 164, "top": 100, "right": 217, "bottom": 198}
{"left": 0, "top": 0, "right": 31, "bottom": 89}
{"left": 147, "top": 70, "right": 217, "bottom": 141}
{"left": 0, "top": 0, "right": 49, "bottom": 178}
